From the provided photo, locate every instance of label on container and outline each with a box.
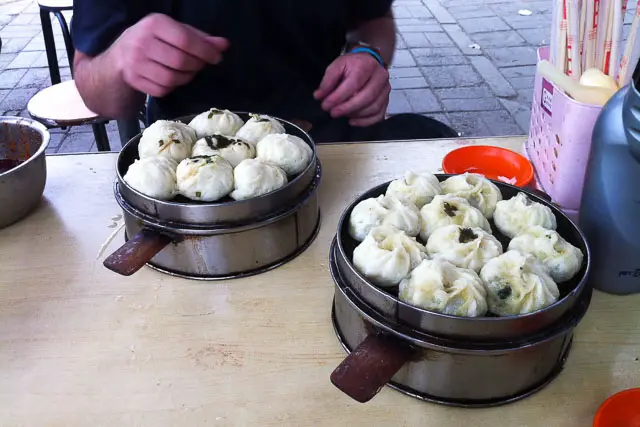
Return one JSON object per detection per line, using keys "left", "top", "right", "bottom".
{"left": 541, "top": 78, "right": 554, "bottom": 116}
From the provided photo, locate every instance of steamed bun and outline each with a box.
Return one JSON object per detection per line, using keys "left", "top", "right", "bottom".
{"left": 191, "top": 135, "right": 256, "bottom": 167}
{"left": 441, "top": 173, "right": 502, "bottom": 218}
{"left": 386, "top": 171, "right": 441, "bottom": 209}
{"left": 176, "top": 155, "right": 234, "bottom": 202}
{"left": 399, "top": 259, "right": 488, "bottom": 317}
{"left": 426, "top": 224, "right": 503, "bottom": 272}
{"left": 256, "top": 133, "right": 313, "bottom": 175}
{"left": 236, "top": 114, "right": 286, "bottom": 146}
{"left": 353, "top": 226, "right": 428, "bottom": 287}
{"left": 493, "top": 192, "right": 557, "bottom": 238}
{"left": 508, "top": 226, "right": 583, "bottom": 283}
{"left": 480, "top": 250, "right": 560, "bottom": 316}
{"left": 348, "top": 195, "right": 420, "bottom": 241}
{"left": 138, "top": 120, "right": 197, "bottom": 163}
{"left": 230, "top": 158, "right": 287, "bottom": 201}
{"left": 188, "top": 108, "right": 244, "bottom": 138}
{"left": 419, "top": 194, "right": 491, "bottom": 241}
{"left": 123, "top": 156, "right": 178, "bottom": 200}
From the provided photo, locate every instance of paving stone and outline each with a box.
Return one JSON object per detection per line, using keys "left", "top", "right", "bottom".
{"left": 0, "top": 53, "right": 17, "bottom": 71}
{"left": 389, "top": 67, "right": 423, "bottom": 78}
{"left": 422, "top": 64, "right": 483, "bottom": 88}
{"left": 0, "top": 68, "right": 27, "bottom": 89}
{"left": 393, "top": 6, "right": 413, "bottom": 19}
{"left": 427, "top": 113, "right": 453, "bottom": 129}
{"left": 57, "top": 131, "right": 96, "bottom": 154}
{"left": 442, "top": 97, "right": 502, "bottom": 112}
{"left": 0, "top": 37, "right": 31, "bottom": 53}
{"left": 14, "top": 67, "right": 49, "bottom": 88}
{"left": 499, "top": 97, "right": 532, "bottom": 133}
{"left": 448, "top": 5, "right": 496, "bottom": 20}
{"left": 5, "top": 50, "right": 40, "bottom": 69}
{"left": 480, "top": 110, "right": 524, "bottom": 136}
{"left": 398, "top": 23, "right": 443, "bottom": 33}
{"left": 485, "top": 46, "right": 538, "bottom": 67}
{"left": 517, "top": 28, "right": 549, "bottom": 46}
{"left": 46, "top": 131, "right": 68, "bottom": 150}
{"left": 0, "top": 89, "right": 9, "bottom": 104}
{"left": 388, "top": 90, "right": 413, "bottom": 114}
{"left": 435, "top": 85, "right": 495, "bottom": 99}
{"left": 470, "top": 31, "right": 526, "bottom": 48}
{"left": 507, "top": 76, "right": 535, "bottom": 90}
{"left": 9, "top": 12, "right": 38, "bottom": 26}
{"left": 422, "top": 0, "right": 456, "bottom": 24}
{"left": 390, "top": 76, "right": 429, "bottom": 89}
{"left": 458, "top": 17, "right": 510, "bottom": 34}
{"left": 0, "top": 25, "right": 40, "bottom": 39}
{"left": 423, "top": 32, "right": 455, "bottom": 47}
{"left": 442, "top": 24, "right": 483, "bottom": 56}
{"left": 395, "top": 36, "right": 406, "bottom": 50}
{"left": 447, "top": 112, "right": 488, "bottom": 137}
{"left": 506, "top": 14, "right": 553, "bottom": 30}
{"left": 0, "top": 87, "right": 38, "bottom": 111}
{"left": 469, "top": 56, "right": 517, "bottom": 97}
{"left": 391, "top": 50, "right": 417, "bottom": 67}
{"left": 23, "top": 34, "right": 46, "bottom": 51}
{"left": 412, "top": 47, "right": 466, "bottom": 67}
{"left": 517, "top": 88, "right": 533, "bottom": 105}
{"left": 395, "top": 18, "right": 439, "bottom": 26}
{"left": 403, "top": 88, "right": 441, "bottom": 113}
{"left": 406, "top": 5, "right": 433, "bottom": 18}
{"left": 500, "top": 65, "right": 537, "bottom": 79}
{"left": 402, "top": 32, "right": 431, "bottom": 48}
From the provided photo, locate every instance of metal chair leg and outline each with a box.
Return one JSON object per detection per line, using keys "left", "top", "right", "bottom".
{"left": 53, "top": 11, "right": 74, "bottom": 75}
{"left": 92, "top": 123, "right": 111, "bottom": 152}
{"left": 40, "top": 9, "right": 60, "bottom": 85}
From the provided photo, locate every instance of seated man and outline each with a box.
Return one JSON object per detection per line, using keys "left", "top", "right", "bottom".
{"left": 72, "top": 0, "right": 456, "bottom": 143}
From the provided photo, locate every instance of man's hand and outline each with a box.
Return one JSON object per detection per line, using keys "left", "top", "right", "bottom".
{"left": 109, "top": 14, "right": 229, "bottom": 98}
{"left": 313, "top": 53, "right": 390, "bottom": 127}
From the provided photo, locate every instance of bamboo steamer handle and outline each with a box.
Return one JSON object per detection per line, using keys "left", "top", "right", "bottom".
{"left": 103, "top": 229, "right": 173, "bottom": 276}
{"left": 330, "top": 333, "right": 415, "bottom": 403}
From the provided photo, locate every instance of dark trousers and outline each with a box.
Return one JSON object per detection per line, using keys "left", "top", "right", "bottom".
{"left": 309, "top": 114, "right": 458, "bottom": 143}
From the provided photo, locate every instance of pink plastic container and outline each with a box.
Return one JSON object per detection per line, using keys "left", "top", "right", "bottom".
{"left": 525, "top": 47, "right": 603, "bottom": 220}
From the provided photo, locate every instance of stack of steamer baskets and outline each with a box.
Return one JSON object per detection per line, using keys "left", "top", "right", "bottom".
{"left": 328, "top": 173, "right": 592, "bottom": 407}
{"left": 104, "top": 111, "right": 321, "bottom": 279}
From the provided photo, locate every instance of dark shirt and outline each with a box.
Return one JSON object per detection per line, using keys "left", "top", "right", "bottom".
{"left": 72, "top": 0, "right": 393, "bottom": 124}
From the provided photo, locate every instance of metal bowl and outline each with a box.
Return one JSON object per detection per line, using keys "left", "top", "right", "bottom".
{"left": 0, "top": 116, "right": 50, "bottom": 229}
{"left": 334, "top": 175, "right": 591, "bottom": 341}
{"left": 116, "top": 113, "right": 318, "bottom": 225}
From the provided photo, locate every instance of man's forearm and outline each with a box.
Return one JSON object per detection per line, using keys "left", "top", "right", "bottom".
{"left": 74, "top": 49, "right": 145, "bottom": 120}
{"left": 348, "top": 10, "right": 396, "bottom": 66}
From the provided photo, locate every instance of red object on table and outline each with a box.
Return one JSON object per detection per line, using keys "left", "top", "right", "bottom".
{"left": 593, "top": 388, "right": 640, "bottom": 427}
{"left": 442, "top": 145, "right": 535, "bottom": 188}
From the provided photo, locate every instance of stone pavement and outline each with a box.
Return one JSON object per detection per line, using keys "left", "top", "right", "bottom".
{"left": 0, "top": 0, "right": 636, "bottom": 152}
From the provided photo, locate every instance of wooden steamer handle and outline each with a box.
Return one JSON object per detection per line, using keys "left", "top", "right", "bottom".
{"left": 330, "top": 334, "right": 414, "bottom": 403}
{"left": 103, "top": 229, "right": 173, "bottom": 276}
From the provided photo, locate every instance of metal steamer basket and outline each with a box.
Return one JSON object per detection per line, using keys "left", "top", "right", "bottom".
{"left": 328, "top": 176, "right": 592, "bottom": 405}
{"left": 104, "top": 113, "right": 321, "bottom": 280}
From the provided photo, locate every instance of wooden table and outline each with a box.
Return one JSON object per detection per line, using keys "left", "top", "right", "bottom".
{"left": 1, "top": 137, "right": 638, "bottom": 426}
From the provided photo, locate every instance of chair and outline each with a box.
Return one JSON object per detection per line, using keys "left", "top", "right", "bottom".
{"left": 33, "top": 0, "right": 142, "bottom": 151}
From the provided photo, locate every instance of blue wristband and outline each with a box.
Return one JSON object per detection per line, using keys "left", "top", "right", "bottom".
{"left": 349, "top": 46, "right": 386, "bottom": 68}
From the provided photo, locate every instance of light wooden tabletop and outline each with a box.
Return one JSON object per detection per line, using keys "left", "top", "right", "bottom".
{"left": 1, "top": 137, "right": 638, "bottom": 427}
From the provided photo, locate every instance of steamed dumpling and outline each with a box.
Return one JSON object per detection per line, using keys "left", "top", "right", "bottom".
{"left": 235, "top": 114, "right": 286, "bottom": 145}
{"left": 441, "top": 173, "right": 502, "bottom": 218}
{"left": 138, "top": 120, "right": 197, "bottom": 162}
{"left": 508, "top": 226, "right": 584, "bottom": 283}
{"left": 419, "top": 195, "right": 491, "bottom": 241}
{"left": 188, "top": 108, "right": 244, "bottom": 138}
{"left": 256, "top": 133, "right": 313, "bottom": 176}
{"left": 123, "top": 156, "right": 178, "bottom": 200}
{"left": 230, "top": 158, "right": 287, "bottom": 201}
{"left": 494, "top": 192, "right": 557, "bottom": 238}
{"left": 348, "top": 195, "right": 420, "bottom": 242}
{"left": 176, "top": 155, "right": 234, "bottom": 202}
{"left": 399, "top": 259, "right": 488, "bottom": 317}
{"left": 191, "top": 134, "right": 256, "bottom": 167}
{"left": 386, "top": 171, "right": 441, "bottom": 209}
{"left": 480, "top": 250, "right": 560, "bottom": 316}
{"left": 426, "top": 225, "right": 503, "bottom": 272}
{"left": 353, "top": 226, "right": 428, "bottom": 287}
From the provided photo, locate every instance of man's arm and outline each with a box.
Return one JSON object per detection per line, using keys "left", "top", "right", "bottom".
{"left": 347, "top": 10, "right": 396, "bottom": 67}
{"left": 74, "top": 50, "right": 145, "bottom": 119}
{"left": 73, "top": 13, "right": 229, "bottom": 120}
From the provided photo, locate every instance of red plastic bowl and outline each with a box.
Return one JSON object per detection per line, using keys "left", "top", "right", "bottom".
{"left": 442, "top": 145, "right": 534, "bottom": 187}
{"left": 593, "top": 388, "right": 640, "bottom": 427}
